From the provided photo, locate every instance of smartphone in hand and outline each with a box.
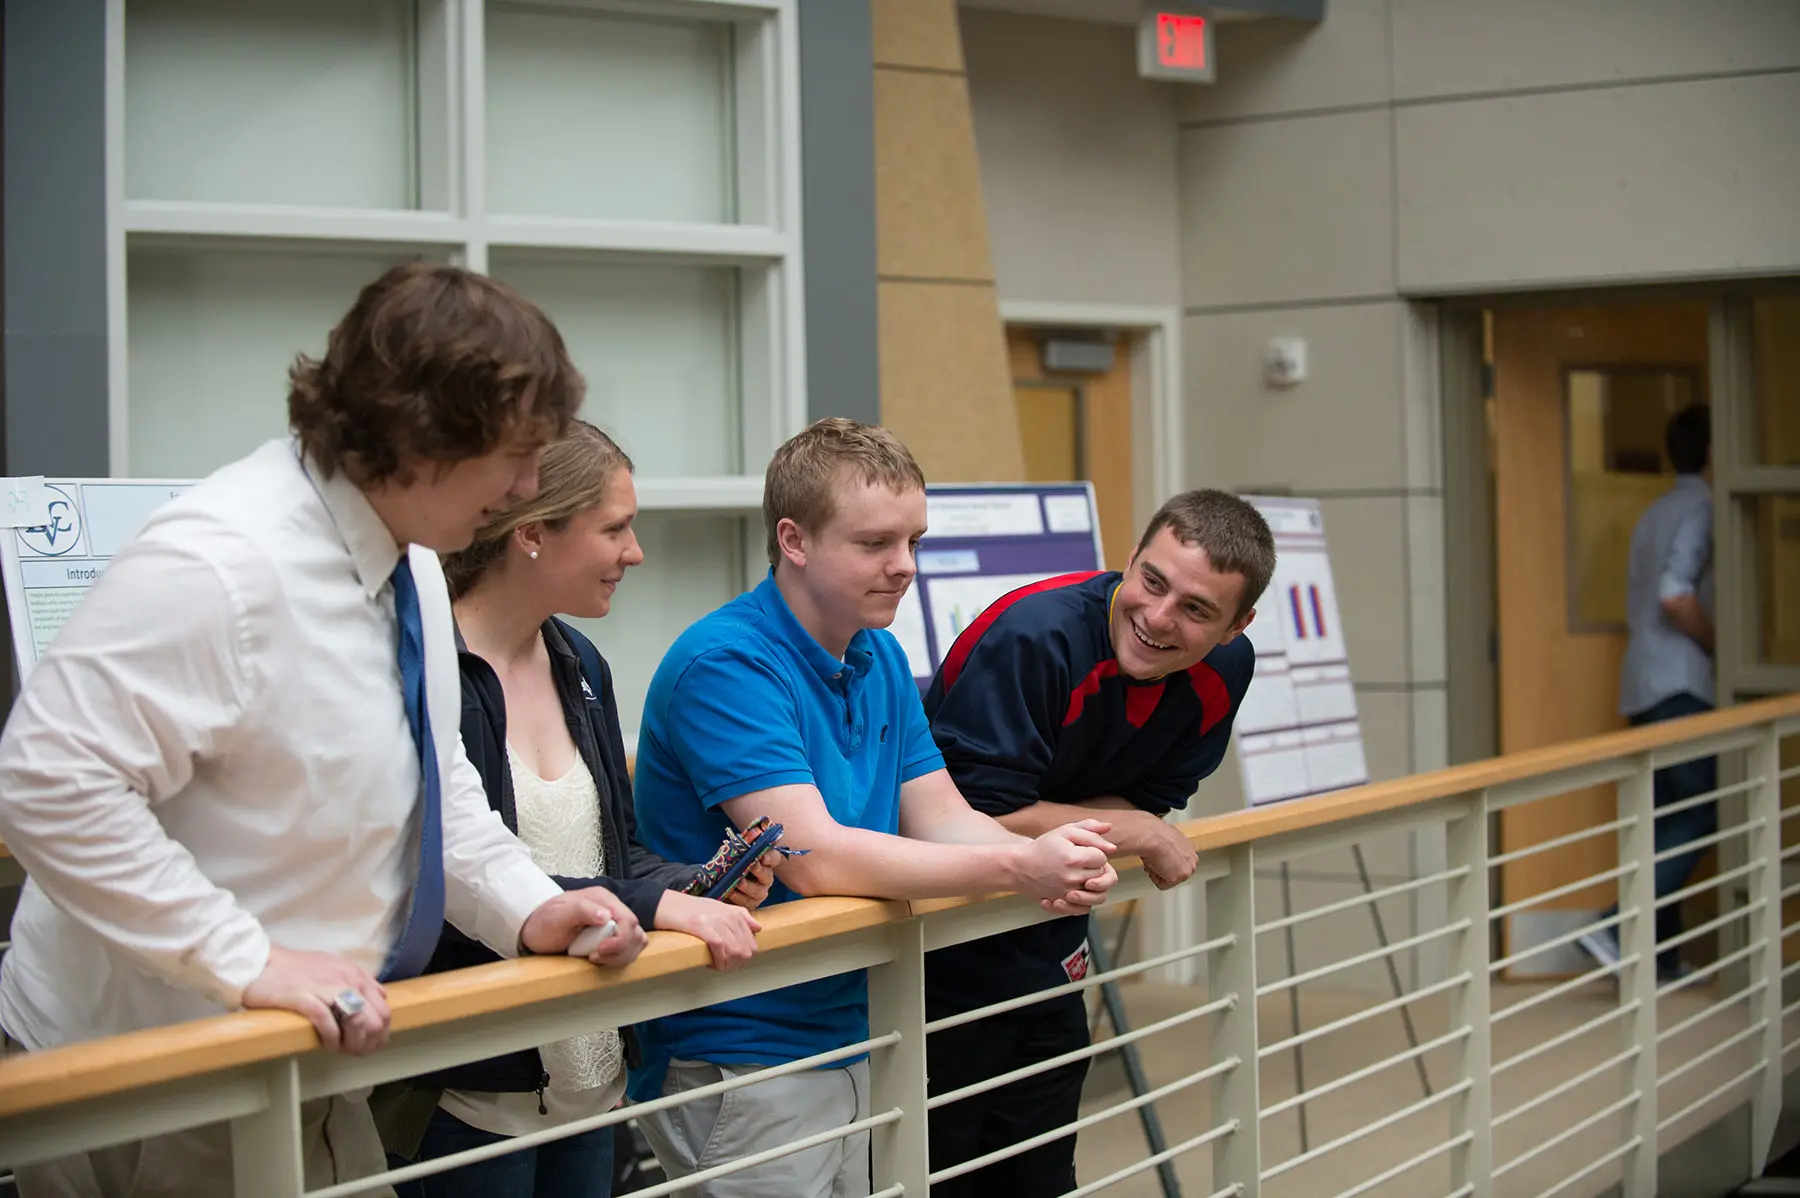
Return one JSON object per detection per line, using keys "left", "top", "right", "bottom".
{"left": 567, "top": 919, "right": 618, "bottom": 958}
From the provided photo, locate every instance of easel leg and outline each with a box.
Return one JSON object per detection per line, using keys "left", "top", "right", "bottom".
{"left": 1279, "top": 861, "right": 1310, "bottom": 1152}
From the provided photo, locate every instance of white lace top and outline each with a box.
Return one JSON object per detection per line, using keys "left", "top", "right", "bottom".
{"left": 439, "top": 747, "right": 626, "bottom": 1135}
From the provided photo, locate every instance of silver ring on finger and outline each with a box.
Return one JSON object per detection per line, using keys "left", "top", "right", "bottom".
{"left": 329, "top": 988, "right": 366, "bottom": 1022}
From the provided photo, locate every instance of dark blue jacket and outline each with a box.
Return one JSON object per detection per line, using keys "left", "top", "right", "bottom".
{"left": 922, "top": 571, "right": 1253, "bottom": 1008}
{"left": 416, "top": 617, "right": 698, "bottom": 1095}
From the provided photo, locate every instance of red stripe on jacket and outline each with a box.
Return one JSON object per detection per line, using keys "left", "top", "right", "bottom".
{"left": 938, "top": 571, "right": 1103, "bottom": 693}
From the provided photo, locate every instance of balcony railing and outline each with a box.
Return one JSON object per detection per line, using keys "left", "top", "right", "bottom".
{"left": 0, "top": 694, "right": 1796, "bottom": 1197}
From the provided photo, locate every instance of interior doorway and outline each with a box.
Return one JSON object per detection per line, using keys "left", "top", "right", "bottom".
{"left": 1005, "top": 327, "right": 1136, "bottom": 570}
{"left": 1487, "top": 299, "right": 1713, "bottom": 970}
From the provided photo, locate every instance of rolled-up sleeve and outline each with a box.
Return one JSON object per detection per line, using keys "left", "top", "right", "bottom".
{"left": 0, "top": 532, "right": 273, "bottom": 1008}
{"left": 1658, "top": 502, "right": 1712, "bottom": 602}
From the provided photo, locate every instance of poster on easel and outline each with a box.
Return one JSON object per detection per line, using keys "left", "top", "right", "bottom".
{"left": 0, "top": 477, "right": 194, "bottom": 680}
{"left": 1235, "top": 496, "right": 1369, "bottom": 806}
{"left": 893, "top": 483, "right": 1105, "bottom": 691}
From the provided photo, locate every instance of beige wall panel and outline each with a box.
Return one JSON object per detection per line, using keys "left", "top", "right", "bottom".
{"left": 1391, "top": 0, "right": 1800, "bottom": 101}
{"left": 871, "top": 0, "right": 963, "bottom": 71}
{"left": 1319, "top": 496, "right": 1410, "bottom": 686}
{"left": 1353, "top": 688, "right": 1413, "bottom": 785}
{"left": 1179, "top": 109, "right": 1395, "bottom": 308}
{"left": 1397, "top": 74, "right": 1800, "bottom": 293}
{"left": 1406, "top": 495, "right": 1446, "bottom": 686}
{"left": 1400, "top": 301, "right": 1441, "bottom": 491}
{"left": 875, "top": 70, "right": 995, "bottom": 282}
{"left": 962, "top": 11, "right": 1183, "bottom": 306}
{"left": 1411, "top": 685, "right": 1448, "bottom": 777}
{"left": 877, "top": 280, "right": 1025, "bottom": 482}
{"left": 1192, "top": 742, "right": 1247, "bottom": 815}
{"left": 1177, "top": 0, "right": 1392, "bottom": 123}
{"left": 1185, "top": 302, "right": 1407, "bottom": 493}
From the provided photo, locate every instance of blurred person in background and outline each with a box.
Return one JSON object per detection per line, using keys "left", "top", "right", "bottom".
{"left": 1579, "top": 403, "right": 1716, "bottom": 981}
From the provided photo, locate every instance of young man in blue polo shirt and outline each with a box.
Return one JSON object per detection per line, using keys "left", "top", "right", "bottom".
{"left": 923, "top": 490, "right": 1273, "bottom": 1196}
{"left": 629, "top": 418, "right": 1121, "bottom": 1198}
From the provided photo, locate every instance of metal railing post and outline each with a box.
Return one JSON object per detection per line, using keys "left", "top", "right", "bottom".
{"left": 1208, "top": 843, "right": 1261, "bottom": 1197}
{"left": 1619, "top": 753, "right": 1660, "bottom": 1198}
{"left": 1445, "top": 793, "right": 1493, "bottom": 1194}
{"left": 1748, "top": 720, "right": 1785, "bottom": 1175}
{"left": 868, "top": 916, "right": 930, "bottom": 1196}
{"left": 229, "top": 1057, "right": 304, "bottom": 1198}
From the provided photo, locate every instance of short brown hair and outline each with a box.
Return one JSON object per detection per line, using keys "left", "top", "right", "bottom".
{"left": 288, "top": 263, "right": 584, "bottom": 486}
{"left": 763, "top": 418, "right": 926, "bottom": 565}
{"left": 1134, "top": 490, "right": 1276, "bottom": 616}
{"left": 441, "top": 420, "right": 633, "bottom": 600}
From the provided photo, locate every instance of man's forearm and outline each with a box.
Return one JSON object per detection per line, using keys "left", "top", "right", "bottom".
{"left": 1662, "top": 594, "right": 1716, "bottom": 653}
{"left": 996, "top": 797, "right": 1144, "bottom": 849}
{"left": 777, "top": 824, "right": 1027, "bottom": 901}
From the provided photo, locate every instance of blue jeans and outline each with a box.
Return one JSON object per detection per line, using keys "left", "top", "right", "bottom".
{"left": 392, "top": 1107, "right": 615, "bottom": 1198}
{"left": 1606, "top": 692, "right": 1719, "bottom": 972}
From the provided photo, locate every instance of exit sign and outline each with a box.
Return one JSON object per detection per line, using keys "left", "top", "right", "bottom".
{"left": 1137, "top": 10, "right": 1215, "bottom": 83}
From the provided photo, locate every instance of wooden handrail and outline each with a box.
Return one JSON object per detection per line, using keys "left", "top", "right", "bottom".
{"left": 0, "top": 693, "right": 1793, "bottom": 1120}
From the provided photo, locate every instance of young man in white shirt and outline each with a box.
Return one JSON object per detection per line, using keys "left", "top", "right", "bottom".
{"left": 0, "top": 264, "right": 646, "bottom": 1198}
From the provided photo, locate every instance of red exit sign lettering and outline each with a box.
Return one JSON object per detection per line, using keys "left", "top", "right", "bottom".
{"left": 1138, "top": 10, "right": 1216, "bottom": 83}
{"left": 1158, "top": 14, "right": 1207, "bottom": 71}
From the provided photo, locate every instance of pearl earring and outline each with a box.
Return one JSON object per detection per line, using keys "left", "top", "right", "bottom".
{"left": 529, "top": 550, "right": 539, "bottom": 560}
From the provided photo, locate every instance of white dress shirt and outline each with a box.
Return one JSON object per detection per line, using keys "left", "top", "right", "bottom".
{"left": 0, "top": 438, "right": 562, "bottom": 1050}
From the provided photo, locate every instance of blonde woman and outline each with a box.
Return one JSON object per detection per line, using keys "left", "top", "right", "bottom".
{"left": 388, "top": 421, "right": 771, "bottom": 1198}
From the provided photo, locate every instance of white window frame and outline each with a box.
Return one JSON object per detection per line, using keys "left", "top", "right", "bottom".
{"left": 102, "top": 0, "right": 808, "bottom": 520}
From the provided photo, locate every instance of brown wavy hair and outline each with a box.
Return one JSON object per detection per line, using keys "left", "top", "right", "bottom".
{"left": 441, "top": 421, "right": 634, "bottom": 600}
{"left": 288, "top": 263, "right": 584, "bottom": 486}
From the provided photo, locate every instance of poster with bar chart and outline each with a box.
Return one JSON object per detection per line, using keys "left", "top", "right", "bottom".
{"left": 1234, "top": 496, "right": 1369, "bottom": 806}
{"left": 889, "top": 483, "right": 1104, "bottom": 689}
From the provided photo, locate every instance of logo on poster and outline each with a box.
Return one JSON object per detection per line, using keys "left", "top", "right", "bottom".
{"left": 18, "top": 486, "right": 81, "bottom": 558}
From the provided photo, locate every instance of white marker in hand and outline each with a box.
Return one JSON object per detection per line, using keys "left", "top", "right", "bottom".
{"left": 566, "top": 919, "right": 618, "bottom": 958}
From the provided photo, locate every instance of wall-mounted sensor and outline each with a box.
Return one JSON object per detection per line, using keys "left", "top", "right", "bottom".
{"left": 1265, "top": 337, "right": 1307, "bottom": 388}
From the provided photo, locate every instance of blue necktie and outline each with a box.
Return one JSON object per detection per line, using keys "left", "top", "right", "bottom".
{"left": 379, "top": 555, "right": 446, "bottom": 982}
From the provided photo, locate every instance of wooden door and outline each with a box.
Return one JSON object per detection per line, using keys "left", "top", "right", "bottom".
{"left": 1006, "top": 329, "right": 1135, "bottom": 570}
{"left": 1492, "top": 302, "right": 1710, "bottom": 965}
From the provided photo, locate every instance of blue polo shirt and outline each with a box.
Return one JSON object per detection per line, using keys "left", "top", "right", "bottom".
{"left": 628, "top": 573, "right": 944, "bottom": 1099}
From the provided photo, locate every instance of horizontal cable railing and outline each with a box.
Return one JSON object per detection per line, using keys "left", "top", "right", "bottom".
{"left": 0, "top": 695, "right": 1793, "bottom": 1198}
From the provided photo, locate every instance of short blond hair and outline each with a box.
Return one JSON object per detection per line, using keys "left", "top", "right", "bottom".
{"left": 442, "top": 420, "right": 633, "bottom": 598}
{"left": 763, "top": 418, "right": 926, "bottom": 565}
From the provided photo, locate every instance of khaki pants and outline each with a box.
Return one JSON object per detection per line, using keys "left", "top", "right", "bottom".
{"left": 7, "top": 1033, "right": 393, "bottom": 1198}
{"left": 637, "top": 1058, "right": 870, "bottom": 1198}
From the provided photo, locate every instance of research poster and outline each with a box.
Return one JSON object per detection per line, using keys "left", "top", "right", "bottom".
{"left": 898, "top": 484, "right": 1105, "bottom": 686}
{"left": 0, "top": 477, "right": 194, "bottom": 678}
{"left": 1235, "top": 496, "right": 1370, "bottom": 806}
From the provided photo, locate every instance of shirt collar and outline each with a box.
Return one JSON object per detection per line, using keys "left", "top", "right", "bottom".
{"left": 751, "top": 571, "right": 873, "bottom": 684}
{"left": 298, "top": 441, "right": 405, "bottom": 598}
{"left": 1674, "top": 473, "right": 1710, "bottom": 493}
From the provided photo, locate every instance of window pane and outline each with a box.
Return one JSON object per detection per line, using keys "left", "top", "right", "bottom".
{"left": 1753, "top": 296, "right": 1800, "bottom": 467}
{"left": 126, "top": 0, "right": 417, "bottom": 208}
{"left": 561, "top": 513, "right": 755, "bottom": 744}
{"left": 127, "top": 246, "right": 418, "bottom": 477}
{"left": 486, "top": 4, "right": 733, "bottom": 223}
{"left": 1755, "top": 494, "right": 1800, "bottom": 667}
{"left": 1565, "top": 366, "right": 1701, "bottom": 630}
{"left": 492, "top": 257, "right": 740, "bottom": 476}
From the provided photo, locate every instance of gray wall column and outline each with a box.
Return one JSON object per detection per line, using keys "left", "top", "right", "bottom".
{"left": 796, "top": 0, "right": 878, "bottom": 427}
{"left": 5, "top": 0, "right": 111, "bottom": 477}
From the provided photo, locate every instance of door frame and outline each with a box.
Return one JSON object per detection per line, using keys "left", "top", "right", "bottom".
{"left": 997, "top": 302, "right": 1183, "bottom": 539}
